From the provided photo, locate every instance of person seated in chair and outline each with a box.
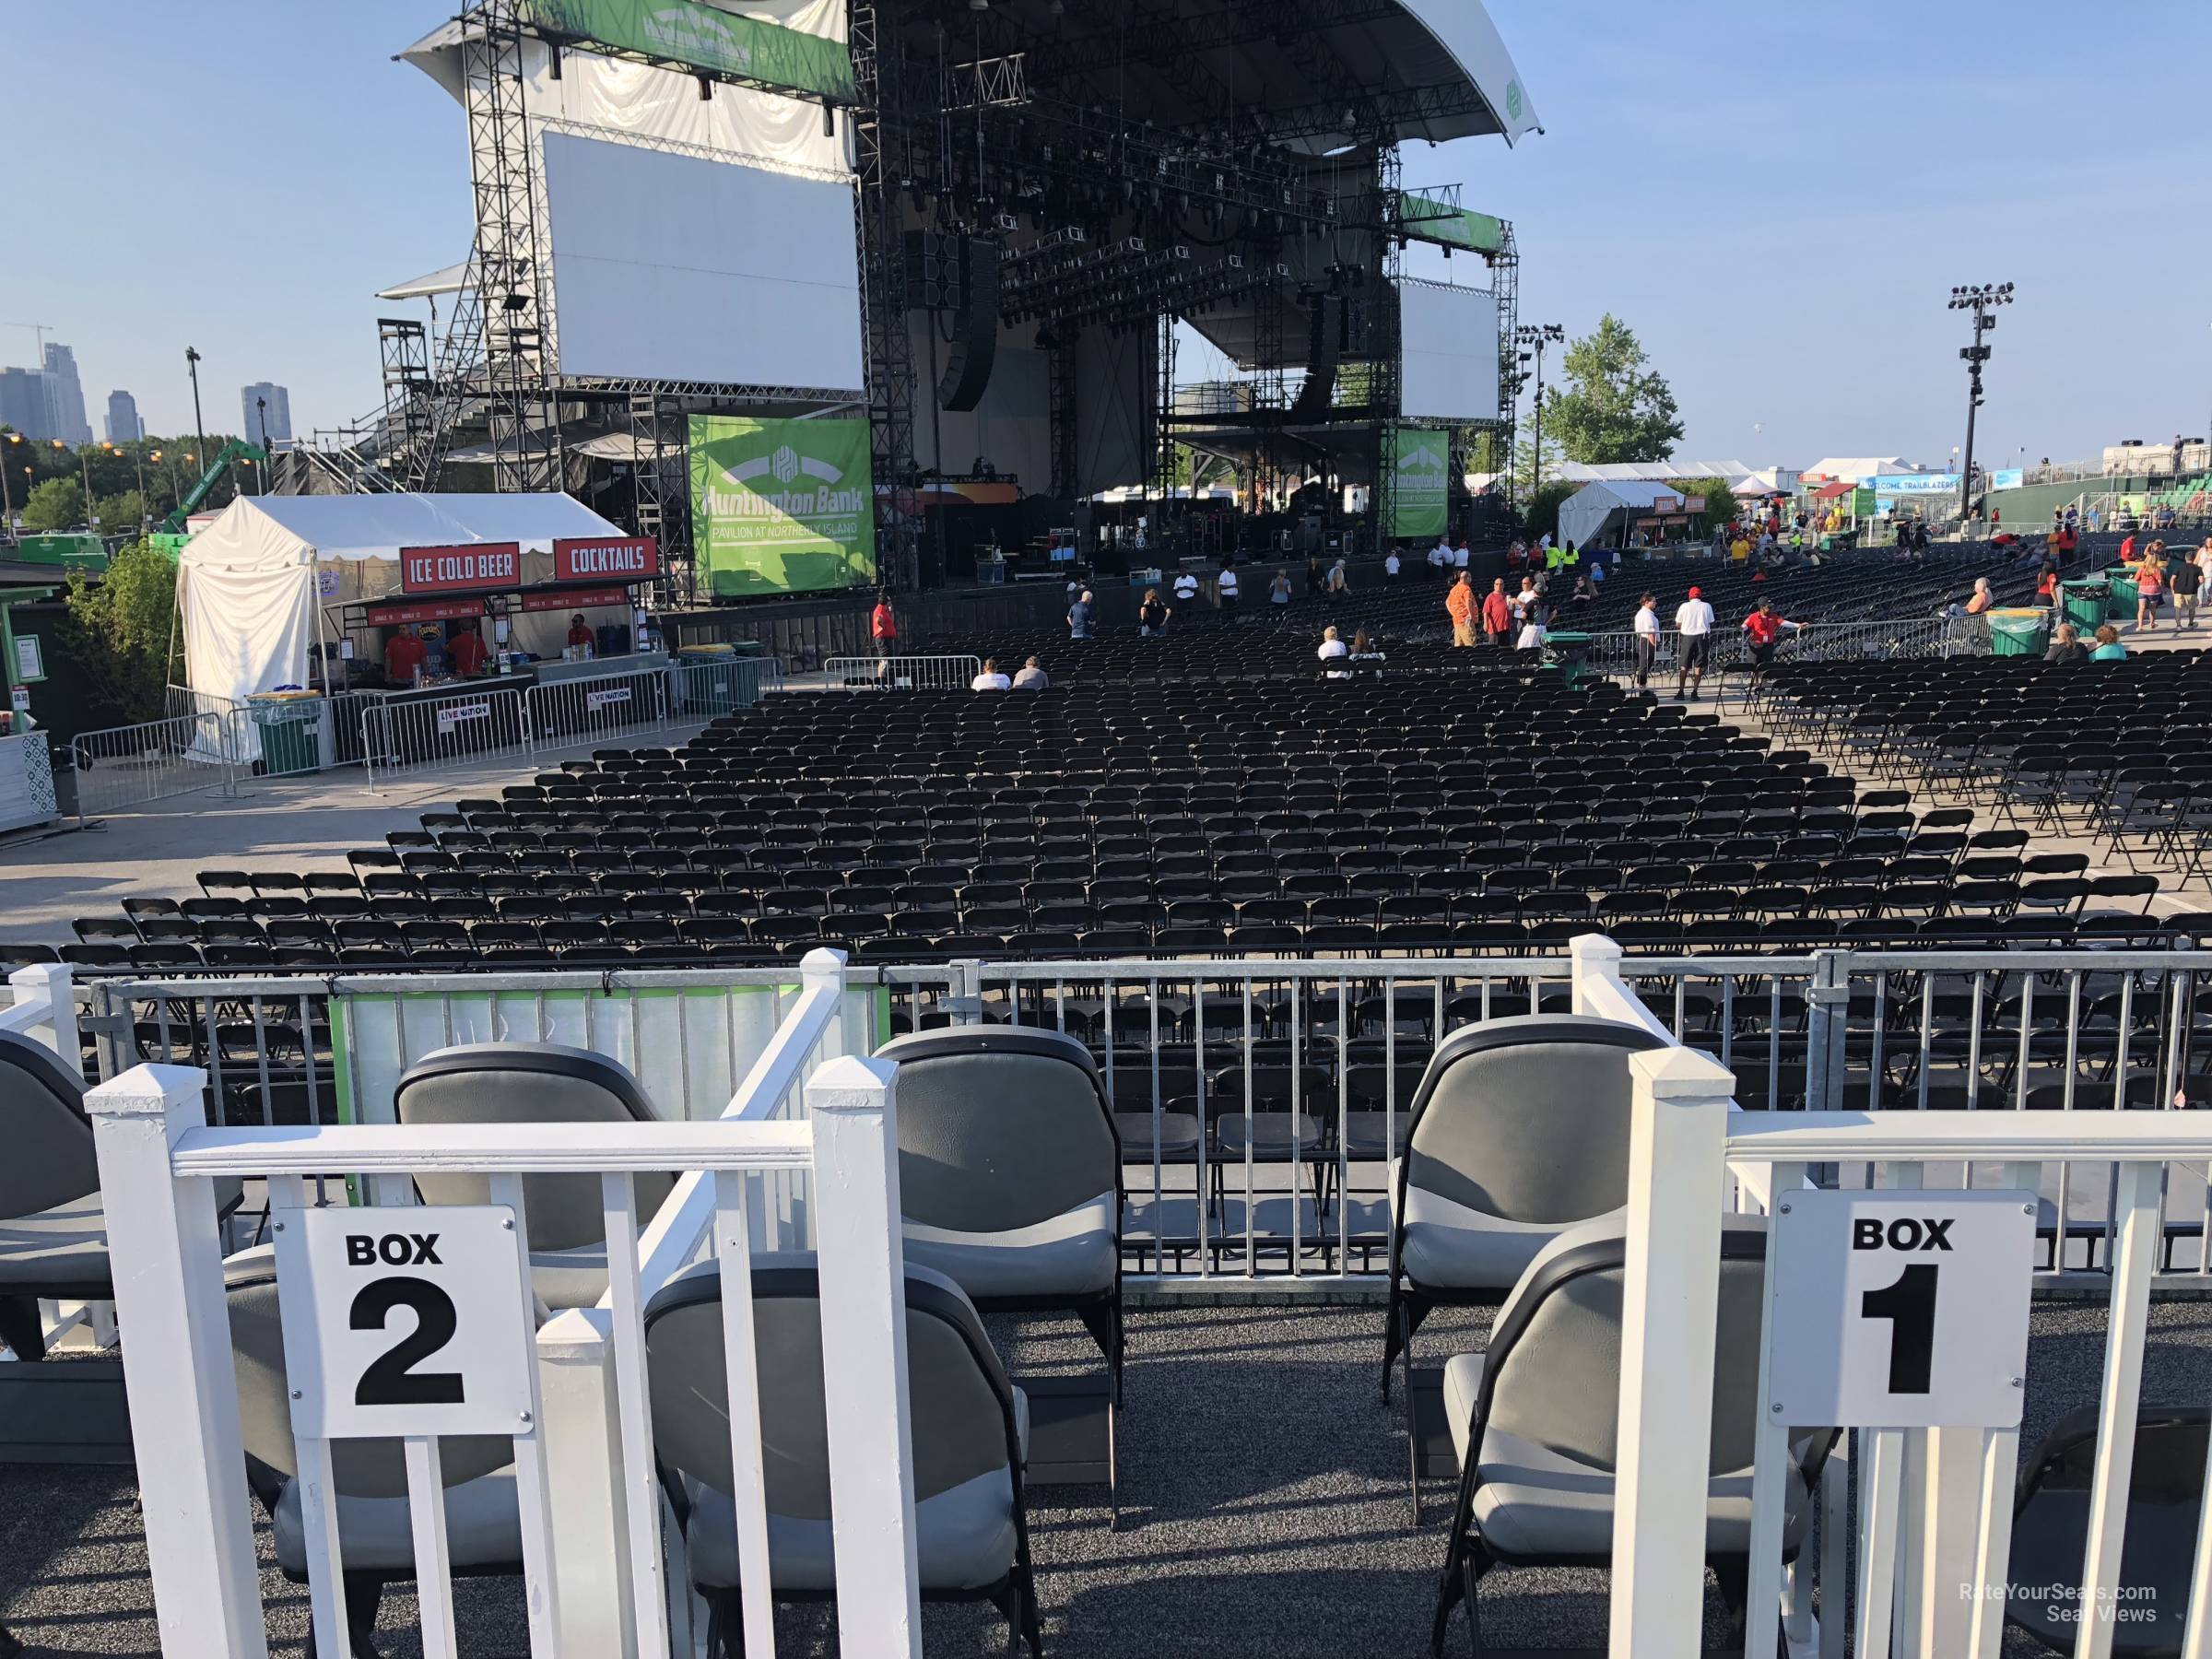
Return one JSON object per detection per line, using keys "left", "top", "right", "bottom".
{"left": 2043, "top": 622, "right": 2088, "bottom": 665}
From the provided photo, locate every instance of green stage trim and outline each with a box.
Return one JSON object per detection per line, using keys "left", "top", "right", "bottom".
{"left": 523, "top": 0, "right": 854, "bottom": 102}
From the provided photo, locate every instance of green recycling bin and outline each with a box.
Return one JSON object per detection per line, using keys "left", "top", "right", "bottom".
{"left": 1545, "top": 629, "right": 1594, "bottom": 688}
{"left": 2061, "top": 582, "right": 2107, "bottom": 634}
{"left": 1987, "top": 608, "right": 2049, "bottom": 659}
{"left": 248, "top": 693, "right": 324, "bottom": 776}
{"left": 2107, "top": 567, "right": 2142, "bottom": 619}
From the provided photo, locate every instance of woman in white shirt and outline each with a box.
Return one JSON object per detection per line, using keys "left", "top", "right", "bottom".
{"left": 1317, "top": 624, "right": 1351, "bottom": 678}
{"left": 971, "top": 657, "right": 1012, "bottom": 690}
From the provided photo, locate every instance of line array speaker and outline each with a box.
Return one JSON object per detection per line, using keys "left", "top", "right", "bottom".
{"left": 1288, "top": 294, "right": 1343, "bottom": 421}
{"left": 936, "top": 239, "right": 1000, "bottom": 412}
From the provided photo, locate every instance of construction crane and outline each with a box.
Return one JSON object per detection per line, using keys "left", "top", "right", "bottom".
{"left": 159, "top": 439, "right": 267, "bottom": 533}
{"left": 3, "top": 324, "right": 57, "bottom": 358}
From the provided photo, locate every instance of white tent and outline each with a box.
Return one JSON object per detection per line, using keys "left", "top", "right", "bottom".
{"left": 178, "top": 493, "right": 631, "bottom": 702}
{"left": 1558, "top": 479, "right": 1697, "bottom": 551}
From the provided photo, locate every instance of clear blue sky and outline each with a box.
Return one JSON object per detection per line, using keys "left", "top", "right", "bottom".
{"left": 7, "top": 1, "right": 2209, "bottom": 468}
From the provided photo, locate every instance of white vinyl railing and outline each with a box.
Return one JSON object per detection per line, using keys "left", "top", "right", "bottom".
{"left": 84, "top": 953, "right": 923, "bottom": 1659}
{"left": 1610, "top": 1075, "right": 2212, "bottom": 1658}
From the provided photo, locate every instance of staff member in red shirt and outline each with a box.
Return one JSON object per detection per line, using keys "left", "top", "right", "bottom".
{"left": 1740, "top": 595, "right": 1800, "bottom": 688}
{"left": 567, "top": 613, "right": 594, "bottom": 650}
{"left": 449, "top": 623, "right": 488, "bottom": 677}
{"left": 383, "top": 626, "right": 429, "bottom": 686}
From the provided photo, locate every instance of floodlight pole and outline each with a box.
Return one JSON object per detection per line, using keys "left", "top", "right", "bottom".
{"left": 184, "top": 347, "right": 207, "bottom": 477}
{"left": 1513, "top": 322, "right": 1564, "bottom": 503}
{"left": 1947, "top": 284, "right": 2012, "bottom": 525}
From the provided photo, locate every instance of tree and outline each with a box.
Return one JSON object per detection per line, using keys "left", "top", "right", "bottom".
{"left": 1546, "top": 314, "right": 1683, "bottom": 465}
{"left": 1667, "top": 476, "right": 1737, "bottom": 535}
{"left": 20, "top": 477, "right": 84, "bottom": 534}
{"left": 1519, "top": 479, "right": 1580, "bottom": 545}
{"left": 1512, "top": 429, "right": 1568, "bottom": 499}
{"left": 60, "top": 537, "right": 180, "bottom": 727}
{"left": 94, "top": 490, "right": 145, "bottom": 533}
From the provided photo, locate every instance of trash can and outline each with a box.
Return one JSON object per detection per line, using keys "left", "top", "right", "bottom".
{"left": 1987, "top": 608, "right": 2049, "bottom": 659}
{"left": 1545, "top": 630, "right": 1593, "bottom": 688}
{"left": 2107, "top": 567, "right": 2142, "bottom": 619}
{"left": 2061, "top": 582, "right": 2107, "bottom": 634}
{"left": 249, "top": 693, "right": 324, "bottom": 776}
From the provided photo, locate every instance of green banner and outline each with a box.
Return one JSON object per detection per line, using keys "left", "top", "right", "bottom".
{"left": 1388, "top": 428, "right": 1450, "bottom": 540}
{"left": 690, "top": 416, "right": 877, "bottom": 597}
{"left": 523, "top": 0, "right": 854, "bottom": 102}
{"left": 1396, "top": 192, "right": 1506, "bottom": 255}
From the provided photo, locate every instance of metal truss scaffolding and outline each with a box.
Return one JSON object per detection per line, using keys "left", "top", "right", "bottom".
{"left": 853, "top": 2, "right": 920, "bottom": 591}
{"left": 1370, "top": 144, "right": 1404, "bottom": 559}
{"left": 627, "top": 393, "right": 692, "bottom": 603}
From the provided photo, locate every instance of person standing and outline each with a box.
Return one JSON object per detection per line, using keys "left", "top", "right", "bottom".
{"left": 1172, "top": 569, "right": 1199, "bottom": 605}
{"left": 1138, "top": 586, "right": 1172, "bottom": 636}
{"left": 1480, "top": 577, "right": 1513, "bottom": 648}
{"left": 2177, "top": 551, "right": 2205, "bottom": 629}
{"left": 1673, "top": 584, "right": 1715, "bottom": 700}
{"left": 1445, "top": 571, "right": 1477, "bottom": 646}
{"left": 1067, "top": 588, "right": 1094, "bottom": 640}
{"left": 1269, "top": 568, "right": 1293, "bottom": 606}
{"left": 1515, "top": 606, "right": 1548, "bottom": 652}
{"left": 1383, "top": 547, "right": 1402, "bottom": 582}
{"left": 1217, "top": 561, "right": 1240, "bottom": 612}
{"left": 2135, "top": 550, "right": 2165, "bottom": 631}
{"left": 870, "top": 592, "right": 899, "bottom": 675}
{"left": 1453, "top": 539, "right": 1471, "bottom": 574}
{"left": 1328, "top": 557, "right": 1350, "bottom": 594}
{"left": 1632, "top": 592, "right": 1661, "bottom": 688}
{"left": 1430, "top": 533, "right": 1453, "bottom": 580}
{"left": 1740, "top": 595, "right": 1801, "bottom": 688}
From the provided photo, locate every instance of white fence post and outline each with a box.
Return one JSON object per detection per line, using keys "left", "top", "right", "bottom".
{"left": 6, "top": 960, "right": 79, "bottom": 1065}
{"left": 1568, "top": 932, "right": 1623, "bottom": 1017}
{"left": 806, "top": 1053, "right": 923, "bottom": 1659}
{"left": 535, "top": 1307, "right": 641, "bottom": 1659}
{"left": 84, "top": 1063, "right": 269, "bottom": 1659}
{"left": 1608, "top": 1043, "right": 1735, "bottom": 1659}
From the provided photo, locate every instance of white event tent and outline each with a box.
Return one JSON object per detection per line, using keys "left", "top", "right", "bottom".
{"left": 177, "top": 493, "right": 632, "bottom": 702}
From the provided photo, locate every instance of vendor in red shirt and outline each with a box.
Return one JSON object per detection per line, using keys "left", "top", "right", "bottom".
{"left": 567, "top": 613, "right": 594, "bottom": 649}
{"left": 382, "top": 627, "right": 429, "bottom": 685}
{"left": 449, "top": 624, "right": 488, "bottom": 677}
{"left": 870, "top": 593, "right": 898, "bottom": 657}
{"left": 1740, "top": 596, "right": 1800, "bottom": 687}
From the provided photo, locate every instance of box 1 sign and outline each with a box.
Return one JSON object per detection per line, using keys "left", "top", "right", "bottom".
{"left": 399, "top": 542, "right": 522, "bottom": 595}
{"left": 1767, "top": 1189, "right": 2035, "bottom": 1429}
{"left": 272, "top": 1206, "right": 535, "bottom": 1440}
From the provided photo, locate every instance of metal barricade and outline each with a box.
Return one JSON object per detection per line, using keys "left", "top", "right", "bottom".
{"left": 666, "top": 653, "right": 786, "bottom": 723}
{"left": 821, "top": 653, "right": 982, "bottom": 690}
{"left": 524, "top": 661, "right": 678, "bottom": 755}
{"left": 359, "top": 685, "right": 531, "bottom": 788}
{"left": 70, "top": 708, "right": 240, "bottom": 821}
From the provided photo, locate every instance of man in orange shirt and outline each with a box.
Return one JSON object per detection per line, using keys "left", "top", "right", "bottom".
{"left": 1445, "top": 571, "right": 1477, "bottom": 646}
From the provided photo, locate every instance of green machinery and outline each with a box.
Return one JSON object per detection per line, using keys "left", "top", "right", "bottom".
{"left": 159, "top": 439, "right": 268, "bottom": 535}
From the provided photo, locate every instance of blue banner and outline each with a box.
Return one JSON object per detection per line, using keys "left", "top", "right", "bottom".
{"left": 1870, "top": 473, "right": 1959, "bottom": 497}
{"left": 1990, "top": 468, "right": 2024, "bottom": 490}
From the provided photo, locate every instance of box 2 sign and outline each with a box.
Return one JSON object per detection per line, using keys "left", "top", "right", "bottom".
{"left": 1767, "top": 1189, "right": 2034, "bottom": 1429}
{"left": 399, "top": 542, "right": 523, "bottom": 595}
{"left": 272, "top": 1205, "right": 536, "bottom": 1440}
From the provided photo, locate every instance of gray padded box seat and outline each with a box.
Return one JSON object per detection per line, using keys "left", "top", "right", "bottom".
{"left": 0, "top": 1032, "right": 109, "bottom": 1303}
{"left": 876, "top": 1029, "right": 1118, "bottom": 1299}
{"left": 1394, "top": 1015, "right": 1668, "bottom": 1291}
{"left": 394, "top": 1042, "right": 675, "bottom": 1310}
{"left": 645, "top": 1253, "right": 1030, "bottom": 1594}
{"left": 225, "top": 1247, "right": 522, "bottom": 1575}
{"left": 1443, "top": 1218, "right": 1812, "bottom": 1563}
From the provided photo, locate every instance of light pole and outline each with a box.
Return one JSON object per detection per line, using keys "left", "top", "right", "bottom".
{"left": 184, "top": 346, "right": 207, "bottom": 471}
{"left": 1513, "top": 322, "right": 1565, "bottom": 502}
{"left": 1947, "top": 282, "right": 2013, "bottom": 524}
{"left": 0, "top": 432, "right": 17, "bottom": 535}
{"left": 130, "top": 444, "right": 148, "bottom": 525}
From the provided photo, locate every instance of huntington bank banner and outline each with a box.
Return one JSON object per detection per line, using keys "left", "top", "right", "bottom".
{"left": 1389, "top": 428, "right": 1451, "bottom": 540}
{"left": 519, "top": 0, "right": 855, "bottom": 101}
{"left": 690, "top": 416, "right": 877, "bottom": 597}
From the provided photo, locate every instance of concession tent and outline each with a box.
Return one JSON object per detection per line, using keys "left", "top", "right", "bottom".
{"left": 177, "top": 492, "right": 631, "bottom": 702}
{"left": 1559, "top": 480, "right": 1682, "bottom": 552}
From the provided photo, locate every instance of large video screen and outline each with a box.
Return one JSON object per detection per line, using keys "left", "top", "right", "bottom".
{"left": 541, "top": 132, "right": 865, "bottom": 391}
{"left": 1399, "top": 280, "right": 1502, "bottom": 423}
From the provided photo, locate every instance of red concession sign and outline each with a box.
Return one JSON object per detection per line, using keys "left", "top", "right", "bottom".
{"left": 553, "top": 535, "right": 660, "bottom": 582}
{"left": 399, "top": 542, "right": 522, "bottom": 595}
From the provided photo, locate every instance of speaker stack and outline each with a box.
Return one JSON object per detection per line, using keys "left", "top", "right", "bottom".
{"left": 935, "top": 238, "right": 1000, "bottom": 413}
{"left": 1287, "top": 293, "right": 1343, "bottom": 421}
